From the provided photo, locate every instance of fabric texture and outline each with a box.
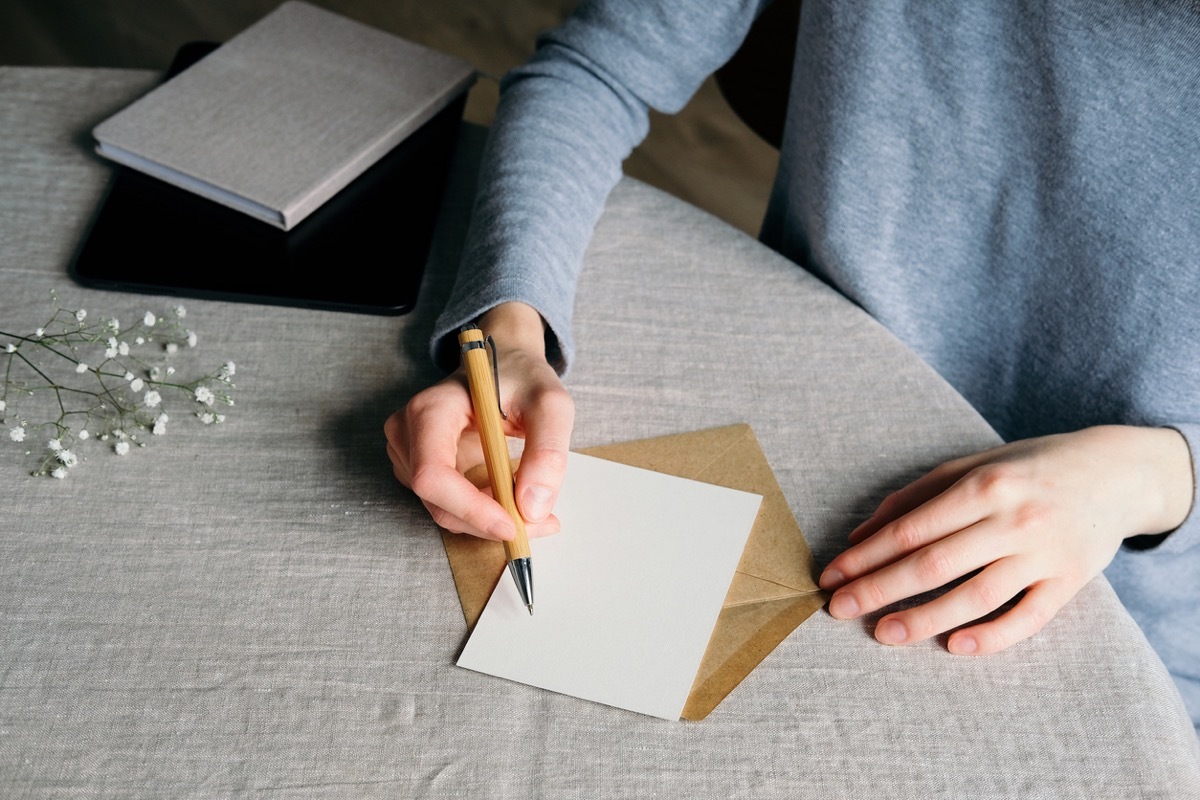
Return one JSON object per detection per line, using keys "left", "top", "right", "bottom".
{"left": 3, "top": 67, "right": 1200, "bottom": 797}
{"left": 432, "top": 0, "right": 1200, "bottom": 728}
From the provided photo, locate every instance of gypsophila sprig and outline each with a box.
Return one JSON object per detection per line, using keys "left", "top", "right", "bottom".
{"left": 0, "top": 291, "right": 237, "bottom": 478}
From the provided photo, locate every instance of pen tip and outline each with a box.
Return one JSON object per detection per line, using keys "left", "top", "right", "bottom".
{"left": 527, "top": 605, "right": 534, "bottom": 616}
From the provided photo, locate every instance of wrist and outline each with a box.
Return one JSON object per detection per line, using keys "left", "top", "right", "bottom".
{"left": 478, "top": 302, "right": 549, "bottom": 360}
{"left": 1123, "top": 426, "right": 1194, "bottom": 536}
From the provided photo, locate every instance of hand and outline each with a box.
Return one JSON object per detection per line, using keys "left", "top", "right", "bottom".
{"left": 819, "top": 425, "right": 1193, "bottom": 655}
{"left": 384, "top": 302, "right": 575, "bottom": 541}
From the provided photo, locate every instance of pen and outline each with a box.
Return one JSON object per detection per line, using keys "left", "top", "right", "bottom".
{"left": 458, "top": 324, "right": 535, "bottom": 615}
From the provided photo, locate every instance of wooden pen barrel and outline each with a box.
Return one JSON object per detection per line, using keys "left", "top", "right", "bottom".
{"left": 459, "top": 327, "right": 532, "bottom": 561}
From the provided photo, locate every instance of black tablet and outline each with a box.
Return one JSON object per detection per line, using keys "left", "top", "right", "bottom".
{"left": 71, "top": 42, "right": 465, "bottom": 315}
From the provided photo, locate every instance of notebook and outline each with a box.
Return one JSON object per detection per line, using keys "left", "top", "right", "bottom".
{"left": 73, "top": 6, "right": 475, "bottom": 315}
{"left": 91, "top": 0, "right": 475, "bottom": 231}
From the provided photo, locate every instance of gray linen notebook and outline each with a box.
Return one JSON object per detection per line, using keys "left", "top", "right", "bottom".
{"left": 92, "top": 1, "right": 475, "bottom": 230}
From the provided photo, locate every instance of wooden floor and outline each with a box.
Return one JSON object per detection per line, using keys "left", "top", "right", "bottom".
{"left": 1, "top": 0, "right": 779, "bottom": 236}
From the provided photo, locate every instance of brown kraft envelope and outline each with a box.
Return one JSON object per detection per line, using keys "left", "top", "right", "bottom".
{"left": 442, "top": 423, "right": 828, "bottom": 720}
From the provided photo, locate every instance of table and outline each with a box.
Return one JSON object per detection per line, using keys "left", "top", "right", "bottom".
{"left": 2, "top": 67, "right": 1198, "bottom": 799}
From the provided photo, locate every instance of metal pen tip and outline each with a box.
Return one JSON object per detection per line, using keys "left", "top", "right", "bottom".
{"left": 526, "top": 604, "right": 534, "bottom": 616}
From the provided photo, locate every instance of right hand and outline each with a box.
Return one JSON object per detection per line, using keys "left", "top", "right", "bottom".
{"left": 384, "top": 302, "right": 575, "bottom": 541}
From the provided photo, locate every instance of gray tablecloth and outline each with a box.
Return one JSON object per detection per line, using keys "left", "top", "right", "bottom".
{"left": 2, "top": 67, "right": 1198, "bottom": 799}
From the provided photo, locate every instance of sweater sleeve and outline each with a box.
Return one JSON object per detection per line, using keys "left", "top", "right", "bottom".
{"left": 430, "top": 0, "right": 772, "bottom": 373}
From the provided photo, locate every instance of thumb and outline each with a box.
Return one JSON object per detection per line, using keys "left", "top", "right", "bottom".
{"left": 513, "top": 385, "right": 574, "bottom": 523}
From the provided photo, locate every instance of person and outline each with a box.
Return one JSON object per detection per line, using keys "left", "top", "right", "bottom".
{"left": 385, "top": 0, "right": 1199, "bottom": 729}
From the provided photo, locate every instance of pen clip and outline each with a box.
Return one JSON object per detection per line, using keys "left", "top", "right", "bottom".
{"left": 458, "top": 324, "right": 507, "bottom": 421}
{"left": 485, "top": 334, "right": 507, "bottom": 421}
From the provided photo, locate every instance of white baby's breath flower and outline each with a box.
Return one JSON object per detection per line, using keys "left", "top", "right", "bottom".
{"left": 8, "top": 299, "right": 236, "bottom": 479}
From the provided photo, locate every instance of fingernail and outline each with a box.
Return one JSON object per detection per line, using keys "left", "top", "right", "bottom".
{"left": 819, "top": 567, "right": 845, "bottom": 590}
{"left": 829, "top": 592, "right": 859, "bottom": 618}
{"left": 521, "top": 485, "right": 554, "bottom": 522}
{"left": 950, "top": 634, "right": 978, "bottom": 655}
{"left": 876, "top": 618, "right": 907, "bottom": 645}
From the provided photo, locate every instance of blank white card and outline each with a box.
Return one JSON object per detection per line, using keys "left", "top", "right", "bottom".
{"left": 457, "top": 452, "right": 762, "bottom": 720}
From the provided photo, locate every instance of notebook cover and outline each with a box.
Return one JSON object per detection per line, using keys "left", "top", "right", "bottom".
{"left": 91, "top": 0, "right": 475, "bottom": 230}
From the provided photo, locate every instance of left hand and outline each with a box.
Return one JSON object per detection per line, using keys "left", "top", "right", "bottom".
{"left": 818, "top": 425, "right": 1194, "bottom": 655}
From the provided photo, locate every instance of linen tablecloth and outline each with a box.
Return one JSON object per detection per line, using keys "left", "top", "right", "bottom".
{"left": 1, "top": 67, "right": 1198, "bottom": 799}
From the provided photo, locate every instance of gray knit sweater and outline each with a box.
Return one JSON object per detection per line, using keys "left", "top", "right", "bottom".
{"left": 433, "top": 0, "right": 1200, "bottom": 728}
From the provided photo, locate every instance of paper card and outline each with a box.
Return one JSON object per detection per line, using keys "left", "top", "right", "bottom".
{"left": 456, "top": 452, "right": 762, "bottom": 720}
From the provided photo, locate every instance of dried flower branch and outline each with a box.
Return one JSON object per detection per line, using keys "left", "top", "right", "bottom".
{"left": 1, "top": 291, "right": 236, "bottom": 478}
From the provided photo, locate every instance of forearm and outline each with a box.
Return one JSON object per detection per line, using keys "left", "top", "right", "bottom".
{"left": 431, "top": 0, "right": 772, "bottom": 373}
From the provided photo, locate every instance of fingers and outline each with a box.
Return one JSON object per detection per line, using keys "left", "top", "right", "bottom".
{"left": 832, "top": 550, "right": 1075, "bottom": 655}
{"left": 512, "top": 382, "right": 574, "bottom": 527}
{"left": 822, "top": 467, "right": 1000, "bottom": 592}
{"left": 827, "top": 518, "right": 1001, "bottom": 620}
{"left": 946, "top": 579, "right": 1075, "bottom": 655}
{"left": 415, "top": 496, "right": 561, "bottom": 542}
{"left": 383, "top": 346, "right": 576, "bottom": 542}
{"left": 864, "top": 554, "right": 1028, "bottom": 644}
{"left": 384, "top": 381, "right": 520, "bottom": 542}
{"left": 847, "top": 455, "right": 983, "bottom": 545}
